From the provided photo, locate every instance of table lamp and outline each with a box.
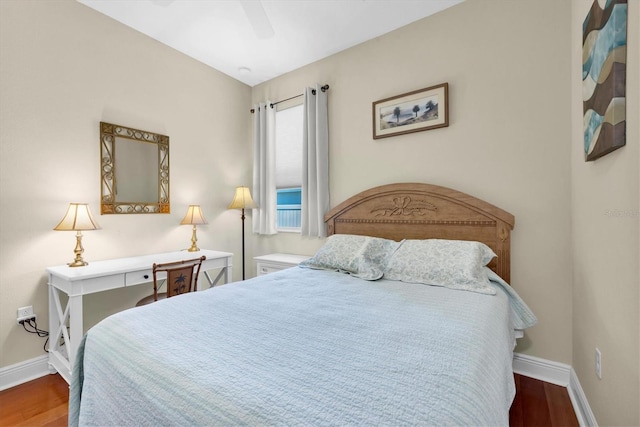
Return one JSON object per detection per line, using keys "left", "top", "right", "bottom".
{"left": 53, "top": 203, "right": 101, "bottom": 267}
{"left": 181, "top": 205, "right": 207, "bottom": 252}
{"left": 228, "top": 186, "right": 257, "bottom": 279}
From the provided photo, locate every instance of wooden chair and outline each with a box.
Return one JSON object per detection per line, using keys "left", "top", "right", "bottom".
{"left": 136, "top": 255, "right": 206, "bottom": 306}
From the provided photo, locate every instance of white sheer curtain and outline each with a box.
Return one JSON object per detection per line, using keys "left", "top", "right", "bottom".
{"left": 301, "top": 84, "right": 329, "bottom": 237}
{"left": 252, "top": 102, "right": 277, "bottom": 235}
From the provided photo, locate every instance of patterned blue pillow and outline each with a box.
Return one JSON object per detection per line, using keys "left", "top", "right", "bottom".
{"left": 299, "top": 234, "right": 401, "bottom": 280}
{"left": 383, "top": 239, "right": 497, "bottom": 294}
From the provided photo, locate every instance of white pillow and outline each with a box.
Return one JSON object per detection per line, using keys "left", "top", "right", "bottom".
{"left": 299, "top": 234, "right": 401, "bottom": 280}
{"left": 383, "top": 239, "right": 497, "bottom": 294}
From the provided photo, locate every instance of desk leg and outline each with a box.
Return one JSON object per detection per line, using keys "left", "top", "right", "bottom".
{"left": 48, "top": 283, "right": 81, "bottom": 384}
{"left": 224, "top": 258, "right": 231, "bottom": 283}
{"left": 68, "top": 294, "right": 83, "bottom": 371}
{"left": 47, "top": 281, "right": 57, "bottom": 374}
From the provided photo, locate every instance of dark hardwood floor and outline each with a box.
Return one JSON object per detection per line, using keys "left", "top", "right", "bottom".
{"left": 0, "top": 374, "right": 68, "bottom": 426}
{"left": 510, "top": 374, "right": 579, "bottom": 426}
{"left": 0, "top": 373, "right": 578, "bottom": 426}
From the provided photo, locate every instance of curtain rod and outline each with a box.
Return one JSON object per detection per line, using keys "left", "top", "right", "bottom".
{"left": 250, "top": 84, "right": 329, "bottom": 113}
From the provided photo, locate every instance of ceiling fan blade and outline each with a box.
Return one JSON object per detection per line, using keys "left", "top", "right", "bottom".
{"left": 239, "top": 0, "right": 275, "bottom": 39}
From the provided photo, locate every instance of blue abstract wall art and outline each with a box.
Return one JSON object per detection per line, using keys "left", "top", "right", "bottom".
{"left": 583, "top": 0, "right": 627, "bottom": 161}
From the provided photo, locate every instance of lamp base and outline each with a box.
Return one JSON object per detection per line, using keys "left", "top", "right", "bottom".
{"left": 68, "top": 231, "right": 88, "bottom": 267}
{"left": 68, "top": 259, "right": 88, "bottom": 268}
{"left": 187, "top": 225, "right": 200, "bottom": 252}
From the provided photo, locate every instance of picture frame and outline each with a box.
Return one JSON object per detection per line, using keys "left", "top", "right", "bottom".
{"left": 373, "top": 82, "right": 449, "bottom": 139}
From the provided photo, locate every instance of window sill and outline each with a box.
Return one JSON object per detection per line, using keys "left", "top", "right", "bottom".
{"left": 277, "top": 228, "right": 301, "bottom": 234}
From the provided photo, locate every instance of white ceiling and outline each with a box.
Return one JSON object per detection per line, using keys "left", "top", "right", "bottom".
{"left": 78, "top": 0, "right": 464, "bottom": 87}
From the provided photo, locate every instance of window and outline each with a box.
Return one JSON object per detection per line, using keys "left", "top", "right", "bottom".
{"left": 276, "top": 187, "right": 301, "bottom": 230}
{"left": 275, "top": 104, "right": 303, "bottom": 231}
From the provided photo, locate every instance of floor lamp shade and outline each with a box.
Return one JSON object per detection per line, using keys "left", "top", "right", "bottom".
{"left": 228, "top": 187, "right": 257, "bottom": 280}
{"left": 228, "top": 186, "right": 257, "bottom": 210}
{"left": 53, "top": 203, "right": 101, "bottom": 267}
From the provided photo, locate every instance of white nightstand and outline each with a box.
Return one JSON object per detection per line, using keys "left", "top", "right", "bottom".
{"left": 254, "top": 253, "right": 310, "bottom": 276}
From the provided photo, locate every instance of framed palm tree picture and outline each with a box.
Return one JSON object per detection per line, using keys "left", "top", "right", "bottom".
{"left": 373, "top": 82, "right": 449, "bottom": 139}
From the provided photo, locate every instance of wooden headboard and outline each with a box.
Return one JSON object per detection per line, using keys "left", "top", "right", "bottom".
{"left": 324, "top": 183, "right": 515, "bottom": 282}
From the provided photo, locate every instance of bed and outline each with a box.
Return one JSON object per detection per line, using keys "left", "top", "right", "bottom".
{"left": 69, "top": 182, "right": 536, "bottom": 426}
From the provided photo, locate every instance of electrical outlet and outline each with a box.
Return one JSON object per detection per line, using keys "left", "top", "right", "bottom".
{"left": 17, "top": 306, "right": 36, "bottom": 324}
{"left": 595, "top": 348, "right": 602, "bottom": 379}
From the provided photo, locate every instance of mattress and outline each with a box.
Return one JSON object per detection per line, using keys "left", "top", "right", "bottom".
{"left": 69, "top": 266, "right": 535, "bottom": 426}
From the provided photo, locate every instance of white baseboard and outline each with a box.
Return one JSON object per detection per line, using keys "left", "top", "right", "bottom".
{"left": 513, "top": 352, "right": 597, "bottom": 427}
{"left": 513, "top": 352, "right": 571, "bottom": 386}
{"left": 568, "top": 367, "right": 598, "bottom": 427}
{"left": 0, "top": 355, "right": 51, "bottom": 391}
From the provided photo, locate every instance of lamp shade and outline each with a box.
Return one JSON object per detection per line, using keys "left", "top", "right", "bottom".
{"left": 228, "top": 186, "right": 257, "bottom": 210}
{"left": 180, "top": 205, "right": 208, "bottom": 225}
{"left": 54, "top": 203, "right": 101, "bottom": 231}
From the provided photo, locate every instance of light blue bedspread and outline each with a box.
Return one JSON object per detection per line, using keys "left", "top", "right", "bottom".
{"left": 70, "top": 267, "right": 535, "bottom": 426}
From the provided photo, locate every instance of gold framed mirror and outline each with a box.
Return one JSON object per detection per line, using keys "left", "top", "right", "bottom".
{"left": 100, "top": 122, "right": 169, "bottom": 214}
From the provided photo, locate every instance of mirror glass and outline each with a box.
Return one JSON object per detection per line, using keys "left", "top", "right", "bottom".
{"left": 100, "top": 122, "right": 170, "bottom": 214}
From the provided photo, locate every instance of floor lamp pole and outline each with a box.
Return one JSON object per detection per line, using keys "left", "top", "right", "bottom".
{"left": 228, "top": 186, "right": 256, "bottom": 281}
{"left": 241, "top": 207, "right": 246, "bottom": 280}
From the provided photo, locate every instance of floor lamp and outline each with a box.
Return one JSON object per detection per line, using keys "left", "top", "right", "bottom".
{"left": 228, "top": 186, "right": 257, "bottom": 280}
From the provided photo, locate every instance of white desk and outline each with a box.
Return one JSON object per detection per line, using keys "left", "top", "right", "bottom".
{"left": 46, "top": 249, "right": 233, "bottom": 384}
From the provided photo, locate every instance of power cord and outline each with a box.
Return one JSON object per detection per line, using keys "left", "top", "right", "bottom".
{"left": 19, "top": 317, "right": 62, "bottom": 353}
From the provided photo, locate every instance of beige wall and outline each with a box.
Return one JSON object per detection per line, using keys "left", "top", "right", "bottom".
{"left": 571, "top": 1, "right": 640, "bottom": 425}
{"left": 251, "top": 0, "right": 574, "bottom": 364}
{"left": 0, "top": 0, "right": 251, "bottom": 366}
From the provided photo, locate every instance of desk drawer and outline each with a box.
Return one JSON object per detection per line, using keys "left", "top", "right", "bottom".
{"left": 257, "top": 265, "right": 282, "bottom": 276}
{"left": 52, "top": 274, "right": 126, "bottom": 295}
{"left": 125, "top": 270, "right": 153, "bottom": 286}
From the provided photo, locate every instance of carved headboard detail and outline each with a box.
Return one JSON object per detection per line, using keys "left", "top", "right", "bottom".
{"left": 324, "top": 183, "right": 515, "bottom": 282}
